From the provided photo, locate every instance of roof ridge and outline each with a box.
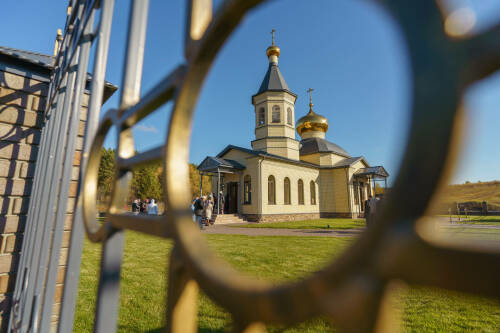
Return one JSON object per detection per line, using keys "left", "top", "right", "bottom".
{"left": 0, "top": 45, "right": 53, "bottom": 58}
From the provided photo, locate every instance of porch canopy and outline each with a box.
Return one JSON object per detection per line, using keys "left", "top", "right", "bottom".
{"left": 354, "top": 166, "right": 389, "bottom": 180}
{"left": 197, "top": 156, "right": 245, "bottom": 175}
{"left": 354, "top": 166, "right": 389, "bottom": 193}
{"left": 197, "top": 157, "right": 245, "bottom": 213}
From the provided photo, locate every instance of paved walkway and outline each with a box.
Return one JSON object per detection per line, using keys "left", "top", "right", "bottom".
{"left": 202, "top": 224, "right": 364, "bottom": 237}
{"left": 428, "top": 216, "right": 500, "bottom": 229}
{"left": 201, "top": 218, "right": 500, "bottom": 237}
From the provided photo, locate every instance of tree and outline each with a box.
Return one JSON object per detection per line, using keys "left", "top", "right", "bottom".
{"left": 97, "top": 147, "right": 116, "bottom": 201}
{"left": 189, "top": 163, "right": 211, "bottom": 199}
{"left": 375, "top": 183, "right": 385, "bottom": 195}
{"left": 97, "top": 148, "right": 209, "bottom": 204}
{"left": 131, "top": 163, "right": 163, "bottom": 201}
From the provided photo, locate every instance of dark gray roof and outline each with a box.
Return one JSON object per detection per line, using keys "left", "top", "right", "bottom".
{"left": 0, "top": 45, "right": 117, "bottom": 102}
{"left": 198, "top": 156, "right": 245, "bottom": 172}
{"left": 332, "top": 156, "right": 368, "bottom": 168}
{"left": 0, "top": 46, "right": 54, "bottom": 68}
{"left": 300, "top": 137, "right": 350, "bottom": 157}
{"left": 255, "top": 62, "right": 293, "bottom": 95}
{"left": 217, "top": 145, "right": 319, "bottom": 169}
{"left": 354, "top": 166, "right": 389, "bottom": 178}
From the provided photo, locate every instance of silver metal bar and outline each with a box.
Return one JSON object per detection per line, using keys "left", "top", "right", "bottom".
{"left": 38, "top": 10, "right": 95, "bottom": 333}
{"left": 47, "top": 0, "right": 98, "bottom": 109}
{"left": 94, "top": 1, "right": 149, "bottom": 331}
{"left": 119, "top": 0, "right": 149, "bottom": 110}
{"left": 93, "top": 231, "right": 125, "bottom": 333}
{"left": 18, "top": 5, "right": 85, "bottom": 328}
{"left": 15, "top": 71, "right": 71, "bottom": 333}
{"left": 24, "top": 60, "right": 78, "bottom": 331}
{"left": 10, "top": 24, "right": 73, "bottom": 327}
{"left": 11, "top": 22, "right": 76, "bottom": 314}
{"left": 8, "top": 89, "right": 60, "bottom": 333}
{"left": 58, "top": 0, "right": 116, "bottom": 331}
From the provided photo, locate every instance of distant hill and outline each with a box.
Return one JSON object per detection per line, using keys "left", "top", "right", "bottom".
{"left": 433, "top": 180, "right": 500, "bottom": 211}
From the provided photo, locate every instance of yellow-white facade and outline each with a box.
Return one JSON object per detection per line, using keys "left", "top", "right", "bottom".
{"left": 198, "top": 38, "right": 388, "bottom": 222}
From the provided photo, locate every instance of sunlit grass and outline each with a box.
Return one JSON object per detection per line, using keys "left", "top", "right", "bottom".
{"left": 74, "top": 229, "right": 500, "bottom": 332}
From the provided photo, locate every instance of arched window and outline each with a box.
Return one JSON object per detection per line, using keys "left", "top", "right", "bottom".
{"left": 310, "top": 180, "right": 316, "bottom": 205}
{"left": 287, "top": 107, "right": 293, "bottom": 125}
{"left": 268, "top": 175, "right": 276, "bottom": 205}
{"left": 284, "top": 177, "right": 291, "bottom": 205}
{"left": 244, "top": 175, "right": 251, "bottom": 204}
{"left": 298, "top": 179, "right": 304, "bottom": 205}
{"left": 272, "top": 105, "right": 280, "bottom": 123}
{"left": 257, "top": 107, "right": 265, "bottom": 126}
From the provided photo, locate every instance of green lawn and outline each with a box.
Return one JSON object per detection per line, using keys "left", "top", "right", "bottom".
{"left": 74, "top": 230, "right": 500, "bottom": 332}
{"left": 232, "top": 218, "right": 366, "bottom": 230}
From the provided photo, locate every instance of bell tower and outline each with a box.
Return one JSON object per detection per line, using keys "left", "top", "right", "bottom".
{"left": 251, "top": 30, "right": 300, "bottom": 160}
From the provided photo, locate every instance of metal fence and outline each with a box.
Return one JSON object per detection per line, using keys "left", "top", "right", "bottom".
{"left": 9, "top": 0, "right": 500, "bottom": 332}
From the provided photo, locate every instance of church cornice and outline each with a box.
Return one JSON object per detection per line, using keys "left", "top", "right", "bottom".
{"left": 251, "top": 89, "right": 297, "bottom": 104}
{"left": 251, "top": 137, "right": 299, "bottom": 144}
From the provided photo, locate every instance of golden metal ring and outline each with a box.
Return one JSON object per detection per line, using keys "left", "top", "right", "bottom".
{"left": 165, "top": 0, "right": 500, "bottom": 329}
{"left": 82, "top": 109, "right": 119, "bottom": 242}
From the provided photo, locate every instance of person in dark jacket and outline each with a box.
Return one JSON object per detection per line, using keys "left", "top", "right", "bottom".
{"left": 364, "top": 198, "right": 371, "bottom": 225}
{"left": 193, "top": 196, "right": 204, "bottom": 230}
{"left": 132, "top": 199, "right": 140, "bottom": 214}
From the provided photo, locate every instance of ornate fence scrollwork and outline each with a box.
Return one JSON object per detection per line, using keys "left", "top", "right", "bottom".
{"left": 77, "top": 0, "right": 500, "bottom": 332}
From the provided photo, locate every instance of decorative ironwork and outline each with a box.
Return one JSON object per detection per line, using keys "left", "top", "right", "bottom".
{"left": 12, "top": 0, "right": 500, "bottom": 332}
{"left": 83, "top": 0, "right": 500, "bottom": 332}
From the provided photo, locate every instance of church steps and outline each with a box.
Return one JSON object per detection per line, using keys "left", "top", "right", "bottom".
{"left": 213, "top": 214, "right": 247, "bottom": 225}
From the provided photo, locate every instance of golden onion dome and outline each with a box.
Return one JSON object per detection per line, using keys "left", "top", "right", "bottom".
{"left": 266, "top": 45, "right": 280, "bottom": 58}
{"left": 296, "top": 109, "right": 329, "bottom": 137}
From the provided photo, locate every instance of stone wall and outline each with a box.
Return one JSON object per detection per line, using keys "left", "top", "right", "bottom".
{"left": 0, "top": 69, "right": 88, "bottom": 330}
{"left": 244, "top": 212, "right": 361, "bottom": 222}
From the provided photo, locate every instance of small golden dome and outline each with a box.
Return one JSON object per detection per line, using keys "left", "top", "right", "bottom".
{"left": 266, "top": 45, "right": 280, "bottom": 58}
{"left": 296, "top": 109, "right": 329, "bottom": 136}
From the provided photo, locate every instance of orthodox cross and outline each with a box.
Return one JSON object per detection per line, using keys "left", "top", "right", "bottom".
{"left": 307, "top": 88, "right": 314, "bottom": 105}
{"left": 271, "top": 29, "right": 276, "bottom": 45}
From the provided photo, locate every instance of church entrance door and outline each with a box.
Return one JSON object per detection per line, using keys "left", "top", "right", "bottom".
{"left": 227, "top": 182, "right": 238, "bottom": 214}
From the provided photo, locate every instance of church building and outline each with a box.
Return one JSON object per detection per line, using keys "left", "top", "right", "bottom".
{"left": 198, "top": 35, "right": 388, "bottom": 222}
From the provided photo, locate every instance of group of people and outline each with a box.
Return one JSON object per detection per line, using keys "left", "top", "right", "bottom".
{"left": 131, "top": 198, "right": 158, "bottom": 215}
{"left": 191, "top": 192, "right": 224, "bottom": 230}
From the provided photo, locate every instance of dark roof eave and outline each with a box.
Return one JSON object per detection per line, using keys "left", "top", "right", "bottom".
{"left": 0, "top": 46, "right": 117, "bottom": 102}
{"left": 217, "top": 145, "right": 318, "bottom": 169}
{"left": 252, "top": 89, "right": 297, "bottom": 99}
{"left": 251, "top": 89, "right": 298, "bottom": 104}
{"left": 299, "top": 150, "right": 351, "bottom": 159}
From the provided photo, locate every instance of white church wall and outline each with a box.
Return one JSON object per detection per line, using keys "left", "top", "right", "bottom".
{"left": 300, "top": 153, "right": 320, "bottom": 165}
{"left": 240, "top": 157, "right": 260, "bottom": 215}
{"left": 320, "top": 153, "right": 345, "bottom": 166}
{"left": 260, "top": 159, "right": 320, "bottom": 215}
{"left": 319, "top": 168, "right": 350, "bottom": 213}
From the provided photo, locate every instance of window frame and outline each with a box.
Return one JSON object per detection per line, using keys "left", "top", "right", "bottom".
{"left": 298, "top": 179, "right": 304, "bottom": 205}
{"left": 310, "top": 180, "right": 316, "bottom": 205}
{"left": 287, "top": 107, "right": 293, "bottom": 125}
{"left": 284, "top": 177, "right": 291, "bottom": 205}
{"left": 257, "top": 107, "right": 265, "bottom": 126}
{"left": 268, "top": 175, "right": 276, "bottom": 205}
{"left": 271, "top": 105, "right": 281, "bottom": 123}
{"left": 244, "top": 175, "right": 251, "bottom": 204}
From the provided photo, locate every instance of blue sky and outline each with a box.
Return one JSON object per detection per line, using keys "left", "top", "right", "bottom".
{"left": 1, "top": 0, "right": 499, "bottom": 184}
